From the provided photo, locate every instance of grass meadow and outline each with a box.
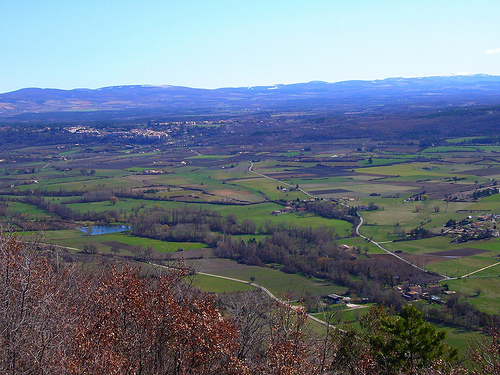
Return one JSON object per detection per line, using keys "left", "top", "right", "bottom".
{"left": 1, "top": 139, "right": 499, "bottom": 322}
{"left": 210, "top": 266, "right": 347, "bottom": 300}
{"left": 193, "top": 274, "right": 256, "bottom": 293}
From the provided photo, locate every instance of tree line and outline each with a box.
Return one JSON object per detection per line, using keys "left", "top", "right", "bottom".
{"left": 2, "top": 234, "right": 500, "bottom": 374}
{"left": 4, "top": 197, "right": 499, "bottom": 330}
{"left": 0, "top": 199, "right": 437, "bottom": 310}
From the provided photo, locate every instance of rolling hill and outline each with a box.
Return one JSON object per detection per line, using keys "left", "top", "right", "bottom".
{"left": 2, "top": 74, "right": 500, "bottom": 122}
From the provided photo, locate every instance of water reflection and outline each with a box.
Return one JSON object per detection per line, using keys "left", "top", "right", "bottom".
{"left": 78, "top": 225, "right": 131, "bottom": 236}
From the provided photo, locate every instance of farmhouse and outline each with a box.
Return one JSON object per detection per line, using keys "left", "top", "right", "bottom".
{"left": 403, "top": 291, "right": 420, "bottom": 301}
{"left": 326, "top": 294, "right": 344, "bottom": 304}
{"left": 409, "top": 285, "right": 423, "bottom": 295}
{"left": 142, "top": 169, "right": 164, "bottom": 175}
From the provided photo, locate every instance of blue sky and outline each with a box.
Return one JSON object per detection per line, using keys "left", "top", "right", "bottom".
{"left": 1, "top": 1, "right": 499, "bottom": 93}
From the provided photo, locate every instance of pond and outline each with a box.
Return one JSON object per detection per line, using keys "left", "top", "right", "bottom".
{"left": 78, "top": 224, "right": 131, "bottom": 236}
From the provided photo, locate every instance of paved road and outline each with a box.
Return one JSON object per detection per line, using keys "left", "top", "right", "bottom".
{"left": 354, "top": 215, "right": 448, "bottom": 279}
{"left": 31, "top": 160, "right": 474, "bottom": 327}
{"left": 249, "top": 160, "right": 446, "bottom": 280}
{"left": 23, "top": 237, "right": 344, "bottom": 329}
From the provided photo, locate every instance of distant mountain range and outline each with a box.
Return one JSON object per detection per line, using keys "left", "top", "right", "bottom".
{"left": 2, "top": 74, "right": 500, "bottom": 122}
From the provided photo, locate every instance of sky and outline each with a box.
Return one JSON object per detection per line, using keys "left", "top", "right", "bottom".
{"left": 1, "top": 0, "right": 500, "bottom": 93}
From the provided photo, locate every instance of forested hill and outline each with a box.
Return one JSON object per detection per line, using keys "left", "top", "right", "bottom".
{"left": 2, "top": 74, "right": 500, "bottom": 121}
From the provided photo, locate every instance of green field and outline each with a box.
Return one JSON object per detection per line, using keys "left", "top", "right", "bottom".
{"left": 5, "top": 201, "right": 51, "bottom": 218}
{"left": 193, "top": 274, "right": 256, "bottom": 293}
{"left": 443, "top": 277, "right": 500, "bottom": 315}
{"left": 435, "top": 324, "right": 483, "bottom": 358}
{"left": 212, "top": 266, "right": 347, "bottom": 300}
{"left": 1, "top": 135, "right": 499, "bottom": 323}
{"left": 41, "top": 230, "right": 207, "bottom": 254}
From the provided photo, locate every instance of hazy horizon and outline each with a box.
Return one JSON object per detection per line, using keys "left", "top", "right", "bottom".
{"left": 2, "top": 1, "right": 500, "bottom": 93}
{"left": 3, "top": 72, "right": 500, "bottom": 95}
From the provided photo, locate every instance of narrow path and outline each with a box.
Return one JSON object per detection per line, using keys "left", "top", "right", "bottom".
{"left": 20, "top": 240, "right": 80, "bottom": 252}
{"left": 197, "top": 271, "right": 280, "bottom": 303}
{"left": 249, "top": 161, "right": 445, "bottom": 279}
{"left": 30, "top": 239, "right": 345, "bottom": 330}
{"left": 461, "top": 261, "right": 500, "bottom": 278}
{"left": 158, "top": 264, "right": 340, "bottom": 329}
{"left": 196, "top": 272, "right": 346, "bottom": 330}
{"left": 354, "top": 215, "right": 448, "bottom": 279}
{"left": 248, "top": 162, "right": 317, "bottom": 199}
{"left": 21, "top": 236, "right": 343, "bottom": 329}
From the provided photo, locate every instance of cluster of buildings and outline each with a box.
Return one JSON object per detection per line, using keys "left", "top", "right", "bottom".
{"left": 271, "top": 206, "right": 305, "bottom": 215}
{"left": 396, "top": 284, "right": 455, "bottom": 303}
{"left": 129, "top": 129, "right": 169, "bottom": 139}
{"left": 64, "top": 126, "right": 170, "bottom": 140}
{"left": 325, "top": 283, "right": 456, "bottom": 306}
{"left": 149, "top": 119, "right": 230, "bottom": 126}
{"left": 340, "top": 197, "right": 359, "bottom": 202}
{"left": 65, "top": 125, "right": 100, "bottom": 134}
{"left": 141, "top": 169, "right": 165, "bottom": 175}
{"left": 470, "top": 213, "right": 500, "bottom": 222}
{"left": 443, "top": 213, "right": 499, "bottom": 241}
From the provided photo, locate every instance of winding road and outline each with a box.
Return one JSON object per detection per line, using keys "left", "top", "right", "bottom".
{"left": 195, "top": 270, "right": 342, "bottom": 329}
{"left": 28, "top": 160, "right": 497, "bottom": 330}
{"left": 354, "top": 215, "right": 448, "bottom": 279}
{"left": 151, "top": 258, "right": 341, "bottom": 328}
{"left": 28, "top": 237, "right": 342, "bottom": 328}
{"left": 249, "top": 161, "right": 448, "bottom": 280}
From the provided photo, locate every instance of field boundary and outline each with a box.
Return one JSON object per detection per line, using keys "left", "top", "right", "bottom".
{"left": 461, "top": 261, "right": 500, "bottom": 278}
{"left": 248, "top": 161, "right": 448, "bottom": 280}
{"left": 354, "top": 214, "right": 448, "bottom": 280}
{"left": 248, "top": 162, "right": 317, "bottom": 199}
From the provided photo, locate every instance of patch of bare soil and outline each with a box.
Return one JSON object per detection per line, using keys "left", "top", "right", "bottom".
{"left": 101, "top": 241, "right": 136, "bottom": 252}
{"left": 265, "top": 165, "right": 352, "bottom": 179}
{"left": 366, "top": 179, "right": 476, "bottom": 199}
{"left": 398, "top": 253, "right": 446, "bottom": 265}
{"left": 457, "top": 167, "right": 500, "bottom": 177}
{"left": 426, "top": 247, "right": 487, "bottom": 257}
{"left": 188, "top": 258, "right": 251, "bottom": 273}
{"left": 441, "top": 158, "right": 483, "bottom": 164}
{"left": 309, "top": 188, "right": 350, "bottom": 194}
{"left": 168, "top": 248, "right": 213, "bottom": 260}
{"left": 372, "top": 253, "right": 443, "bottom": 266}
{"left": 266, "top": 173, "right": 316, "bottom": 179}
